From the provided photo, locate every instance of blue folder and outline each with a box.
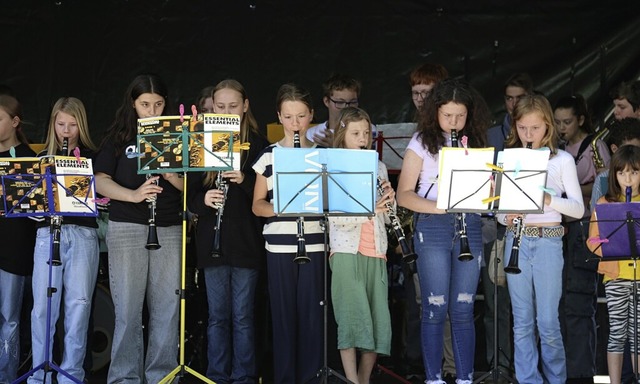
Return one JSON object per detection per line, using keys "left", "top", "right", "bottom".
{"left": 272, "top": 148, "right": 377, "bottom": 216}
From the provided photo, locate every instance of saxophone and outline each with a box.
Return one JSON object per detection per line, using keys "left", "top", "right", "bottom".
{"left": 591, "top": 127, "right": 609, "bottom": 170}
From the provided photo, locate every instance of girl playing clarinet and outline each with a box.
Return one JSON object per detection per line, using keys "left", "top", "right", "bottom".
{"left": 397, "top": 78, "right": 490, "bottom": 383}
{"left": 252, "top": 83, "right": 324, "bottom": 384}
{"left": 187, "top": 79, "right": 269, "bottom": 383}
{"left": 588, "top": 144, "right": 640, "bottom": 384}
{"left": 29, "top": 97, "right": 99, "bottom": 384}
{"left": 94, "top": 74, "right": 183, "bottom": 383}
{"left": 328, "top": 106, "right": 393, "bottom": 384}
{"left": 498, "top": 94, "right": 583, "bottom": 383}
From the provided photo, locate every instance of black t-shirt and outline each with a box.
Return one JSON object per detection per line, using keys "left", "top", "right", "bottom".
{"left": 187, "top": 130, "right": 269, "bottom": 270}
{"left": 0, "top": 143, "right": 36, "bottom": 275}
{"left": 93, "top": 139, "right": 181, "bottom": 226}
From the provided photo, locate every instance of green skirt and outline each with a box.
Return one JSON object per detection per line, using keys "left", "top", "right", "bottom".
{"left": 329, "top": 252, "right": 391, "bottom": 355}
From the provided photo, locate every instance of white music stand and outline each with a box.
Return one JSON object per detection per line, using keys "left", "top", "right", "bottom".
{"left": 436, "top": 147, "right": 549, "bottom": 384}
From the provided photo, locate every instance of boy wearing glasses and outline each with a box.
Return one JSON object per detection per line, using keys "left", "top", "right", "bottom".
{"left": 307, "top": 73, "right": 362, "bottom": 147}
{"left": 409, "top": 62, "right": 449, "bottom": 115}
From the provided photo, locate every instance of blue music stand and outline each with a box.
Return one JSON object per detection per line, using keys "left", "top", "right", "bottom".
{"left": 3, "top": 162, "right": 97, "bottom": 384}
{"left": 273, "top": 147, "right": 377, "bottom": 384}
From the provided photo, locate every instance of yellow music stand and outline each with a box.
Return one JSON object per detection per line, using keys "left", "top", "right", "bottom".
{"left": 136, "top": 113, "right": 242, "bottom": 384}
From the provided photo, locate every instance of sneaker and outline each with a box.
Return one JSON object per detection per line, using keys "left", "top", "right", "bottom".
{"left": 443, "top": 373, "right": 456, "bottom": 384}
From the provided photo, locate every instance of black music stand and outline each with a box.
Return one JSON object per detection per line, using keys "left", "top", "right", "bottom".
{"left": 273, "top": 147, "right": 377, "bottom": 384}
{"left": 137, "top": 112, "right": 240, "bottom": 384}
{"left": 438, "top": 146, "right": 548, "bottom": 384}
{"left": 591, "top": 202, "right": 640, "bottom": 382}
{"left": 2, "top": 159, "right": 98, "bottom": 384}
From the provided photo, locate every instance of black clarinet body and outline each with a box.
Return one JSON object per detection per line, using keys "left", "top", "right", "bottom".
{"left": 377, "top": 177, "right": 417, "bottom": 263}
{"left": 450, "top": 129, "right": 473, "bottom": 261}
{"left": 47, "top": 139, "right": 69, "bottom": 266}
{"left": 145, "top": 174, "right": 161, "bottom": 250}
{"left": 211, "top": 172, "right": 228, "bottom": 258}
{"left": 47, "top": 216, "right": 63, "bottom": 266}
{"left": 60, "top": 137, "right": 69, "bottom": 156}
{"left": 504, "top": 142, "right": 532, "bottom": 274}
{"left": 292, "top": 130, "right": 311, "bottom": 264}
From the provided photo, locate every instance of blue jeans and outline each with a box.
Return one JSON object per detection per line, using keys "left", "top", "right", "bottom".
{"left": 106, "top": 221, "right": 181, "bottom": 384}
{"left": 28, "top": 225, "right": 99, "bottom": 384}
{"left": 0, "top": 269, "right": 25, "bottom": 383}
{"left": 504, "top": 231, "right": 566, "bottom": 384}
{"left": 413, "top": 213, "right": 482, "bottom": 382}
{"left": 204, "top": 266, "right": 259, "bottom": 384}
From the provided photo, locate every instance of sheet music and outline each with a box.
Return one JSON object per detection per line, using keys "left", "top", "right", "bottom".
{"left": 436, "top": 147, "right": 495, "bottom": 211}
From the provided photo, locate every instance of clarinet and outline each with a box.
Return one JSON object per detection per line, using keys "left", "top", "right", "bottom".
{"left": 292, "top": 131, "right": 310, "bottom": 264}
{"left": 145, "top": 174, "right": 161, "bottom": 250}
{"left": 210, "top": 171, "right": 228, "bottom": 258}
{"left": 47, "top": 139, "right": 70, "bottom": 266}
{"left": 377, "top": 177, "right": 417, "bottom": 263}
{"left": 450, "top": 129, "right": 473, "bottom": 261}
{"left": 504, "top": 141, "right": 533, "bottom": 274}
{"left": 61, "top": 137, "right": 69, "bottom": 156}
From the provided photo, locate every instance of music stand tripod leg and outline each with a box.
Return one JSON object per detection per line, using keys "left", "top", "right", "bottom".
{"left": 158, "top": 172, "right": 215, "bottom": 384}
{"left": 13, "top": 216, "right": 83, "bottom": 384}
{"left": 473, "top": 219, "right": 516, "bottom": 384}
{"left": 304, "top": 216, "right": 352, "bottom": 384}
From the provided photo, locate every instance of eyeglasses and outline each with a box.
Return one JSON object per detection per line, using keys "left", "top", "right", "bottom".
{"left": 411, "top": 91, "right": 429, "bottom": 100}
{"left": 329, "top": 97, "right": 359, "bottom": 109}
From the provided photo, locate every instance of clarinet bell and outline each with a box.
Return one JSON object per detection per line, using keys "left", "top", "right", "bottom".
{"left": 458, "top": 236, "right": 473, "bottom": 261}
{"left": 398, "top": 238, "right": 418, "bottom": 264}
{"left": 293, "top": 239, "right": 310, "bottom": 264}
{"left": 47, "top": 250, "right": 62, "bottom": 266}
{"left": 402, "top": 251, "right": 418, "bottom": 264}
{"left": 210, "top": 230, "right": 222, "bottom": 258}
{"left": 293, "top": 216, "right": 310, "bottom": 264}
{"left": 145, "top": 225, "right": 161, "bottom": 250}
{"left": 504, "top": 247, "right": 521, "bottom": 274}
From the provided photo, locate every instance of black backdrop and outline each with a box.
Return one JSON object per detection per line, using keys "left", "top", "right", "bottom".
{"left": 2, "top": 0, "right": 640, "bottom": 143}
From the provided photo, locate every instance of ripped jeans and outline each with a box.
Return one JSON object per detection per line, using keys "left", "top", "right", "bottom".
{"left": 413, "top": 213, "right": 482, "bottom": 382}
{"left": 29, "top": 225, "right": 99, "bottom": 384}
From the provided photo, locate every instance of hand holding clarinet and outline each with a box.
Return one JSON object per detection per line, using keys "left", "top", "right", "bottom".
{"left": 145, "top": 174, "right": 161, "bottom": 250}
{"left": 206, "top": 171, "right": 231, "bottom": 258}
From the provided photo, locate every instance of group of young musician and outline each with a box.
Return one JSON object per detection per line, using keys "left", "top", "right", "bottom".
{"left": 1, "top": 71, "right": 640, "bottom": 384}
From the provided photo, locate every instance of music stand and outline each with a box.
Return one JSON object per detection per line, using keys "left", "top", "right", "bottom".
{"left": 273, "top": 147, "right": 377, "bottom": 384}
{"left": 137, "top": 112, "right": 240, "bottom": 384}
{"left": 437, "top": 147, "right": 548, "bottom": 384}
{"left": 3, "top": 157, "right": 98, "bottom": 384}
{"left": 592, "top": 202, "right": 640, "bottom": 382}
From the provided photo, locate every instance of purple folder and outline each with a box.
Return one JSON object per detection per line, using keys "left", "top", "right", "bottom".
{"left": 594, "top": 202, "right": 640, "bottom": 259}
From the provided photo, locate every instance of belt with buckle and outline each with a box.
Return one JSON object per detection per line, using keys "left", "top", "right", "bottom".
{"left": 507, "top": 225, "right": 565, "bottom": 238}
